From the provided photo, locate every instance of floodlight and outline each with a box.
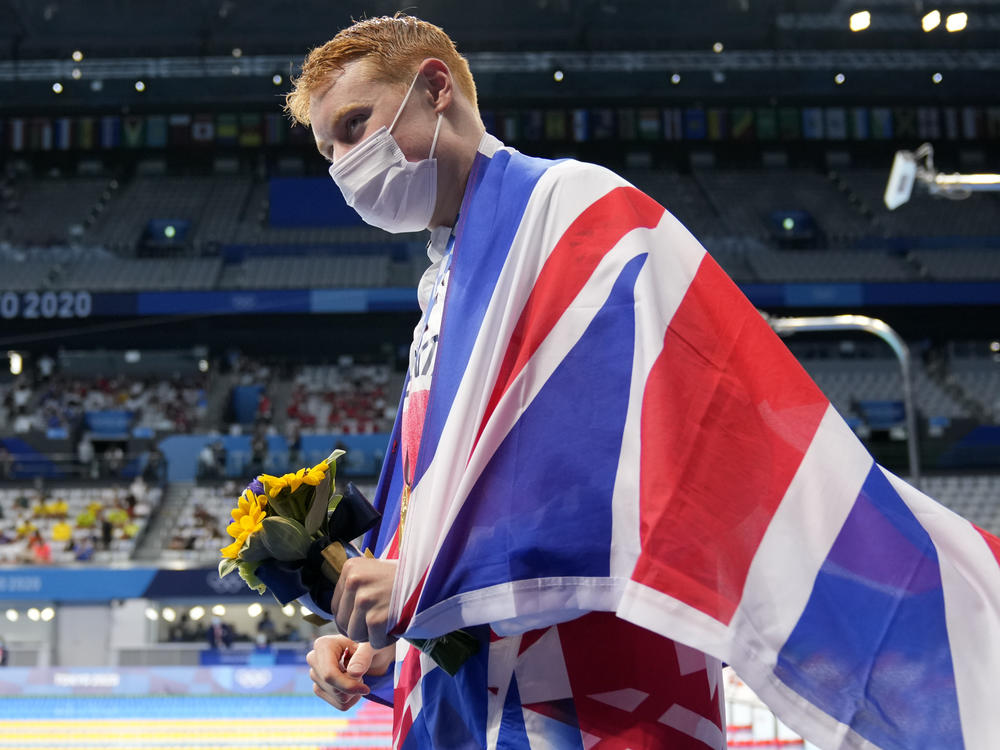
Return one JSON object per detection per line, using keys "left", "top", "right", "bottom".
{"left": 849, "top": 11, "right": 871, "bottom": 31}
{"left": 922, "top": 10, "right": 941, "bottom": 31}
{"left": 945, "top": 12, "right": 967, "bottom": 32}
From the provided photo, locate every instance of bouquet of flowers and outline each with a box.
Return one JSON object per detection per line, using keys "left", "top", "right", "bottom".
{"left": 218, "top": 450, "right": 477, "bottom": 675}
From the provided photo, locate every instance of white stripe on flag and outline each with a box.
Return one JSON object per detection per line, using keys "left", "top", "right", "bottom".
{"left": 883, "top": 468, "right": 1000, "bottom": 750}
{"left": 609, "top": 210, "right": 705, "bottom": 581}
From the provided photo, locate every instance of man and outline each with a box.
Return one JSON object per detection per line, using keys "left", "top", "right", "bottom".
{"left": 289, "top": 14, "right": 1000, "bottom": 750}
{"left": 288, "top": 15, "right": 724, "bottom": 749}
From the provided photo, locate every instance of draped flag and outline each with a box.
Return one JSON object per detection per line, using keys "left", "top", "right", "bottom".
{"left": 364, "top": 141, "right": 1000, "bottom": 750}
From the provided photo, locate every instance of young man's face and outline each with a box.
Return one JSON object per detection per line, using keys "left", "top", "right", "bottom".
{"left": 310, "top": 57, "right": 439, "bottom": 167}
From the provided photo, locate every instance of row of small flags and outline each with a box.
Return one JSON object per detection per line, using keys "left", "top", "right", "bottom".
{"left": 3, "top": 105, "right": 1000, "bottom": 152}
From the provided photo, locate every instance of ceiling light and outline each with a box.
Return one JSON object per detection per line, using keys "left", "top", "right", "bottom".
{"left": 211, "top": 604, "right": 226, "bottom": 616}
{"left": 670, "top": 73, "right": 681, "bottom": 84}
{"left": 162, "top": 607, "right": 177, "bottom": 623}
{"left": 922, "top": 10, "right": 941, "bottom": 31}
{"left": 712, "top": 41, "right": 724, "bottom": 53}
{"left": 5, "top": 609, "right": 18, "bottom": 622}
{"left": 40, "top": 607, "right": 54, "bottom": 622}
{"left": 144, "top": 607, "right": 159, "bottom": 621}
{"left": 134, "top": 80, "right": 146, "bottom": 92}
{"left": 72, "top": 50, "right": 83, "bottom": 62}
{"left": 51, "top": 82, "right": 63, "bottom": 94}
{"left": 834, "top": 73, "right": 846, "bottom": 85}
{"left": 189, "top": 606, "right": 206, "bottom": 621}
{"left": 247, "top": 603, "right": 263, "bottom": 618}
{"left": 932, "top": 72, "right": 943, "bottom": 84}
{"left": 945, "top": 12, "right": 967, "bottom": 32}
{"left": 849, "top": 11, "right": 871, "bottom": 31}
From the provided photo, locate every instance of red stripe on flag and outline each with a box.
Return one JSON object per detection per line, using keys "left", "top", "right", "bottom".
{"left": 473, "top": 185, "right": 664, "bottom": 453}
{"left": 975, "top": 525, "right": 1000, "bottom": 568}
{"left": 634, "top": 254, "right": 828, "bottom": 624}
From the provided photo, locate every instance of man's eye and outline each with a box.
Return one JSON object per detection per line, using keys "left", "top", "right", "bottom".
{"left": 346, "top": 116, "right": 365, "bottom": 137}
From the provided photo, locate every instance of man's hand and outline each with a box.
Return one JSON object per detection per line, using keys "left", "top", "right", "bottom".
{"left": 331, "top": 557, "right": 399, "bottom": 648}
{"left": 307, "top": 635, "right": 394, "bottom": 711}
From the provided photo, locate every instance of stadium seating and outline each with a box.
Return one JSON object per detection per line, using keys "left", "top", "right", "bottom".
{"left": 0, "top": 482, "right": 160, "bottom": 564}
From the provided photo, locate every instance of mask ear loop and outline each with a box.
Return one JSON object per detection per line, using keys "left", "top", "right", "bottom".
{"left": 428, "top": 113, "right": 443, "bottom": 160}
{"left": 388, "top": 72, "right": 422, "bottom": 134}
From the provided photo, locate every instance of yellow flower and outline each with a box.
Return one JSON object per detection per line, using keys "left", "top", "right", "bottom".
{"left": 220, "top": 489, "right": 267, "bottom": 559}
{"left": 259, "top": 462, "right": 328, "bottom": 497}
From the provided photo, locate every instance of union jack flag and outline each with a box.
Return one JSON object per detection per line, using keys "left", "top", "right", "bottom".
{"left": 364, "top": 137, "right": 1000, "bottom": 750}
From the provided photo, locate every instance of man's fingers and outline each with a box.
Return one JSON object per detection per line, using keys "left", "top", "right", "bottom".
{"left": 345, "top": 643, "right": 375, "bottom": 678}
{"left": 313, "top": 682, "right": 360, "bottom": 711}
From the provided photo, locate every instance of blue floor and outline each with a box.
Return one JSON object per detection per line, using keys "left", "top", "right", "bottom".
{"left": 0, "top": 694, "right": 346, "bottom": 720}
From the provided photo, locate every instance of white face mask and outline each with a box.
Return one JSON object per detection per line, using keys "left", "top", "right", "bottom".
{"left": 328, "top": 73, "right": 443, "bottom": 233}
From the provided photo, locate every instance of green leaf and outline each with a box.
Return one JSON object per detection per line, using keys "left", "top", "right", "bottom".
{"left": 238, "top": 530, "right": 271, "bottom": 562}
{"left": 259, "top": 516, "right": 312, "bottom": 561}
{"left": 328, "top": 494, "right": 343, "bottom": 513}
{"left": 325, "top": 449, "right": 346, "bottom": 467}
{"left": 237, "top": 561, "right": 266, "bottom": 594}
{"left": 305, "top": 468, "right": 332, "bottom": 536}
{"left": 218, "top": 557, "right": 239, "bottom": 579}
{"left": 266, "top": 492, "right": 299, "bottom": 521}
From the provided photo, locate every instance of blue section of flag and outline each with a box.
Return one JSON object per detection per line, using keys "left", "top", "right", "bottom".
{"left": 421, "top": 253, "right": 646, "bottom": 603}
{"left": 497, "top": 675, "right": 531, "bottom": 749}
{"left": 404, "top": 627, "right": 491, "bottom": 750}
{"left": 413, "top": 149, "right": 551, "bottom": 488}
{"left": 775, "top": 464, "right": 962, "bottom": 750}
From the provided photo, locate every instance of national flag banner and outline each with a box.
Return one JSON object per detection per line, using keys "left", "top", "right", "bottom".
{"left": 637, "top": 108, "right": 660, "bottom": 141}
{"left": 30, "top": 118, "right": 53, "bottom": 151}
{"left": 824, "top": 107, "right": 847, "bottom": 140}
{"left": 501, "top": 112, "right": 519, "bottom": 143}
{"left": 192, "top": 114, "right": 215, "bottom": 144}
{"left": 871, "top": 108, "right": 893, "bottom": 140}
{"left": 987, "top": 107, "right": 1000, "bottom": 140}
{"left": 367, "top": 141, "right": 1000, "bottom": 750}
{"left": 145, "top": 115, "right": 168, "bottom": 148}
{"left": 215, "top": 114, "right": 239, "bottom": 146}
{"left": 239, "top": 113, "right": 263, "bottom": 147}
{"left": 54, "top": 117, "right": 73, "bottom": 151}
{"left": 893, "top": 108, "right": 918, "bottom": 139}
{"left": 122, "top": 116, "right": 145, "bottom": 148}
{"left": 730, "top": 108, "right": 755, "bottom": 141}
{"left": 943, "top": 107, "right": 960, "bottom": 141}
{"left": 682, "top": 108, "right": 706, "bottom": 140}
{"left": 263, "top": 112, "right": 287, "bottom": 146}
{"left": 661, "top": 108, "right": 683, "bottom": 141}
{"left": 571, "top": 108, "right": 589, "bottom": 143}
{"left": 521, "top": 110, "right": 543, "bottom": 142}
{"left": 617, "top": 108, "right": 637, "bottom": 140}
{"left": 778, "top": 107, "right": 800, "bottom": 140}
{"left": 168, "top": 114, "right": 192, "bottom": 146}
{"left": 99, "top": 115, "right": 121, "bottom": 149}
{"left": 706, "top": 108, "right": 727, "bottom": 141}
{"left": 850, "top": 107, "right": 870, "bottom": 140}
{"left": 755, "top": 108, "right": 777, "bottom": 140}
{"left": 544, "top": 109, "right": 566, "bottom": 141}
{"left": 9, "top": 118, "right": 25, "bottom": 151}
{"left": 77, "top": 117, "right": 96, "bottom": 150}
{"left": 801, "top": 107, "right": 824, "bottom": 140}
{"left": 917, "top": 107, "right": 941, "bottom": 140}
{"left": 591, "top": 108, "right": 615, "bottom": 140}
{"left": 960, "top": 107, "right": 982, "bottom": 140}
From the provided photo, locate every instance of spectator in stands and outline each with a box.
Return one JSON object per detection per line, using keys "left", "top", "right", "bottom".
{"left": 287, "top": 423, "right": 303, "bottom": 467}
{"left": 27, "top": 530, "right": 51, "bottom": 564}
{"left": 142, "top": 447, "right": 167, "bottom": 484}
{"left": 0, "top": 634, "right": 7, "bottom": 666}
{"left": 77, "top": 437, "right": 97, "bottom": 479}
{"left": 197, "top": 442, "right": 219, "bottom": 480}
{"left": 257, "top": 610, "right": 277, "bottom": 644}
{"left": 206, "top": 616, "right": 234, "bottom": 649}
{"left": 104, "top": 444, "right": 125, "bottom": 478}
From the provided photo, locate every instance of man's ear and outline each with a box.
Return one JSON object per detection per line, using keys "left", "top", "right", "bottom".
{"left": 418, "top": 58, "right": 453, "bottom": 114}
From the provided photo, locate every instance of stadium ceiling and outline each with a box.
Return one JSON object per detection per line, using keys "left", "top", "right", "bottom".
{"left": 1, "top": 0, "right": 999, "bottom": 60}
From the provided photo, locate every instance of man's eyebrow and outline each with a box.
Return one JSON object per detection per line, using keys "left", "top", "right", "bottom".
{"left": 317, "top": 101, "right": 368, "bottom": 161}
